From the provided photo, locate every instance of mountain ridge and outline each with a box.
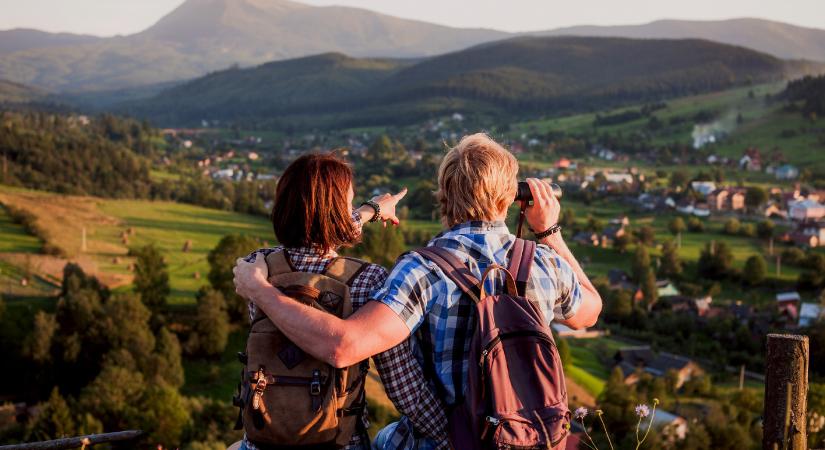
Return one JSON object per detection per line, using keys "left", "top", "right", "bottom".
{"left": 125, "top": 36, "right": 824, "bottom": 129}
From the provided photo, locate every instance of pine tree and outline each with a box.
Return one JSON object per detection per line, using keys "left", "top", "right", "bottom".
{"left": 208, "top": 234, "right": 260, "bottom": 322}
{"left": 132, "top": 244, "right": 170, "bottom": 315}
{"left": 658, "top": 240, "right": 683, "bottom": 279}
{"left": 641, "top": 268, "right": 659, "bottom": 308}
{"left": 743, "top": 255, "right": 767, "bottom": 286}
{"left": 26, "top": 387, "right": 75, "bottom": 441}
{"left": 188, "top": 288, "right": 230, "bottom": 357}
{"left": 632, "top": 245, "right": 651, "bottom": 283}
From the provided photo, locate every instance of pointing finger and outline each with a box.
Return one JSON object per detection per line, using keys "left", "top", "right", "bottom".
{"left": 394, "top": 187, "right": 408, "bottom": 200}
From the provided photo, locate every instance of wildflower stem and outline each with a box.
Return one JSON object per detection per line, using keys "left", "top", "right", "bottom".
{"left": 636, "top": 402, "right": 658, "bottom": 450}
{"left": 597, "top": 413, "right": 615, "bottom": 450}
{"left": 579, "top": 418, "right": 600, "bottom": 450}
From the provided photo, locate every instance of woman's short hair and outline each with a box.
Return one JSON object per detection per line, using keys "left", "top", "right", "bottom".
{"left": 271, "top": 152, "right": 359, "bottom": 251}
{"left": 436, "top": 133, "right": 518, "bottom": 227}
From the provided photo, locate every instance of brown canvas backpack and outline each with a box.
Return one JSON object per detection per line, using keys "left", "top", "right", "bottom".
{"left": 233, "top": 250, "right": 370, "bottom": 449}
{"left": 414, "top": 239, "right": 570, "bottom": 449}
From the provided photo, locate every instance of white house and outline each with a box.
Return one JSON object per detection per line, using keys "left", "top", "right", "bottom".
{"left": 800, "top": 303, "right": 823, "bottom": 328}
{"left": 789, "top": 199, "right": 825, "bottom": 221}
{"left": 775, "top": 164, "right": 800, "bottom": 180}
{"left": 605, "top": 173, "right": 634, "bottom": 184}
{"left": 690, "top": 181, "right": 717, "bottom": 197}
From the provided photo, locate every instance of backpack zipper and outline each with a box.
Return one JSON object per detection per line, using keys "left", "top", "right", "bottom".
{"left": 479, "top": 329, "right": 554, "bottom": 367}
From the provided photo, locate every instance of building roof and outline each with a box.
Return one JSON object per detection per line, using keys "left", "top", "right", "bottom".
{"left": 800, "top": 302, "right": 823, "bottom": 328}
{"left": 614, "top": 346, "right": 698, "bottom": 377}
{"left": 776, "top": 292, "right": 801, "bottom": 303}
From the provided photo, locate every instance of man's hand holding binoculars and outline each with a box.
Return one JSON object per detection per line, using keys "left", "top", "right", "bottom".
{"left": 523, "top": 178, "right": 562, "bottom": 240}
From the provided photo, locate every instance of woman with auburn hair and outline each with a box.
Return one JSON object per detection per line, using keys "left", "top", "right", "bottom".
{"left": 236, "top": 152, "right": 447, "bottom": 450}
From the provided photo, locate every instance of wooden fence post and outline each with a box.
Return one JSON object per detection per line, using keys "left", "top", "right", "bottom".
{"left": 763, "top": 334, "right": 808, "bottom": 450}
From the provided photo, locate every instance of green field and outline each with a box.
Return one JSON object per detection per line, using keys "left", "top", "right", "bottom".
{"left": 565, "top": 336, "right": 629, "bottom": 397}
{"left": 99, "top": 199, "right": 273, "bottom": 304}
{"left": 0, "top": 204, "right": 41, "bottom": 253}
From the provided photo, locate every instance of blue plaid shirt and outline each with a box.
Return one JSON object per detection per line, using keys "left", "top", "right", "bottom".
{"left": 372, "top": 221, "right": 583, "bottom": 449}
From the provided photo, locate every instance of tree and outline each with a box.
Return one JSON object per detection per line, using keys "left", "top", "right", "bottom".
{"left": 723, "top": 218, "right": 741, "bottom": 235}
{"left": 359, "top": 224, "right": 406, "bottom": 267}
{"left": 745, "top": 186, "right": 768, "bottom": 211}
{"left": 634, "top": 225, "right": 656, "bottom": 247}
{"left": 25, "top": 311, "right": 57, "bottom": 364}
{"left": 187, "top": 288, "right": 230, "bottom": 357}
{"left": 698, "top": 241, "right": 734, "bottom": 279}
{"left": 152, "top": 328, "right": 185, "bottom": 389}
{"left": 687, "top": 217, "right": 705, "bottom": 232}
{"left": 208, "top": 234, "right": 261, "bottom": 322}
{"left": 757, "top": 219, "right": 775, "bottom": 240}
{"left": 408, "top": 180, "right": 437, "bottom": 220}
{"left": 632, "top": 245, "right": 651, "bottom": 283}
{"left": 641, "top": 268, "right": 659, "bottom": 308}
{"left": 799, "top": 253, "right": 825, "bottom": 289}
{"left": 669, "top": 217, "right": 686, "bottom": 248}
{"left": 132, "top": 244, "right": 170, "bottom": 315}
{"left": 670, "top": 170, "right": 689, "bottom": 190}
{"left": 26, "top": 387, "right": 75, "bottom": 441}
{"left": 613, "top": 234, "right": 631, "bottom": 253}
{"left": 659, "top": 240, "right": 683, "bottom": 279}
{"left": 606, "top": 289, "right": 633, "bottom": 321}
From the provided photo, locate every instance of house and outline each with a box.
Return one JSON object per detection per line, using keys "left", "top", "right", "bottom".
{"left": 789, "top": 199, "right": 825, "bottom": 221}
{"left": 572, "top": 231, "right": 600, "bottom": 247}
{"left": 555, "top": 158, "right": 572, "bottom": 170}
{"left": 604, "top": 173, "right": 634, "bottom": 185}
{"left": 777, "top": 291, "right": 802, "bottom": 322}
{"left": 690, "top": 181, "right": 717, "bottom": 197}
{"left": 608, "top": 269, "right": 635, "bottom": 290}
{"left": 659, "top": 295, "right": 713, "bottom": 317}
{"left": 775, "top": 164, "right": 800, "bottom": 180}
{"left": 610, "top": 215, "right": 631, "bottom": 227}
{"left": 600, "top": 224, "right": 627, "bottom": 247}
{"left": 655, "top": 410, "right": 689, "bottom": 441}
{"left": 708, "top": 188, "right": 746, "bottom": 211}
{"left": 614, "top": 346, "right": 704, "bottom": 388}
{"left": 789, "top": 221, "right": 825, "bottom": 248}
{"left": 799, "top": 302, "right": 823, "bottom": 328}
{"left": 739, "top": 148, "right": 762, "bottom": 171}
{"left": 693, "top": 203, "right": 711, "bottom": 217}
{"left": 762, "top": 203, "right": 787, "bottom": 219}
{"left": 635, "top": 280, "right": 681, "bottom": 305}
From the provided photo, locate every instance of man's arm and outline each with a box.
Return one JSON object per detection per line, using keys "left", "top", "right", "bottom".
{"left": 234, "top": 259, "right": 410, "bottom": 368}
{"left": 540, "top": 233, "right": 602, "bottom": 329}
{"left": 524, "top": 178, "right": 602, "bottom": 330}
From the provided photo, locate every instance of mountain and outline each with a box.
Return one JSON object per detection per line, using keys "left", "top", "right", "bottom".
{"left": 0, "top": 0, "right": 506, "bottom": 92}
{"left": 540, "top": 18, "right": 825, "bottom": 62}
{"left": 126, "top": 36, "right": 824, "bottom": 129}
{"left": 0, "top": 79, "right": 48, "bottom": 103}
{"left": 0, "top": 29, "right": 101, "bottom": 55}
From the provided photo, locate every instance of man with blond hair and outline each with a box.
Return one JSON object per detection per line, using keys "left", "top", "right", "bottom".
{"left": 233, "top": 133, "right": 602, "bottom": 449}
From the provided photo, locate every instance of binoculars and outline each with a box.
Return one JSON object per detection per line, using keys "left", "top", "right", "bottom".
{"left": 515, "top": 181, "right": 562, "bottom": 202}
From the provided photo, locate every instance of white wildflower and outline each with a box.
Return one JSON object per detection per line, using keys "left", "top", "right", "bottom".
{"left": 635, "top": 404, "right": 650, "bottom": 418}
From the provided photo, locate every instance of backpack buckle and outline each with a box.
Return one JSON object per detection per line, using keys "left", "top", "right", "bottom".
{"left": 310, "top": 369, "right": 322, "bottom": 396}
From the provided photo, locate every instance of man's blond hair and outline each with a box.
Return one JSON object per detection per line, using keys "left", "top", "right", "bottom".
{"left": 436, "top": 133, "right": 518, "bottom": 227}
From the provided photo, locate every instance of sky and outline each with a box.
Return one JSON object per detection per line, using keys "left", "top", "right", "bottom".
{"left": 0, "top": 0, "right": 823, "bottom": 36}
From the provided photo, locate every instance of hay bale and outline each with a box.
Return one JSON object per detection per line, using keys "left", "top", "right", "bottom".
{"left": 113, "top": 257, "right": 121, "bottom": 264}
{"left": 20, "top": 278, "right": 28, "bottom": 287}
{"left": 193, "top": 271, "right": 201, "bottom": 280}
{"left": 182, "top": 240, "right": 193, "bottom": 253}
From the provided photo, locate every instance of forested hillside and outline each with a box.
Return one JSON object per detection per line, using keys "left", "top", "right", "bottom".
{"left": 127, "top": 36, "right": 823, "bottom": 129}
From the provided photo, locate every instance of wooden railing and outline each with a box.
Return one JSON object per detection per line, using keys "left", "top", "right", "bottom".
{"left": 0, "top": 431, "right": 144, "bottom": 450}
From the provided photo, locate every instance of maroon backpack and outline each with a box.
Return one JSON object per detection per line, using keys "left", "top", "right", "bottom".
{"left": 414, "top": 239, "right": 570, "bottom": 449}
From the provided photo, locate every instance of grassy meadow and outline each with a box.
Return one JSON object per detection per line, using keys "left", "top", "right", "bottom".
{"left": 0, "top": 185, "right": 273, "bottom": 305}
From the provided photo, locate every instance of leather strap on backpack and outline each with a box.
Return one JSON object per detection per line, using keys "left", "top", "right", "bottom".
{"left": 324, "top": 257, "right": 368, "bottom": 287}
{"left": 412, "top": 246, "right": 482, "bottom": 303}
{"left": 507, "top": 238, "right": 536, "bottom": 297}
{"left": 265, "top": 249, "right": 297, "bottom": 278}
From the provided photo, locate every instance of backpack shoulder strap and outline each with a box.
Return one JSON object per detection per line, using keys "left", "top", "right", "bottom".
{"left": 323, "top": 256, "right": 368, "bottom": 287}
{"left": 413, "top": 246, "right": 481, "bottom": 304}
{"left": 264, "top": 249, "right": 296, "bottom": 278}
{"left": 507, "top": 238, "right": 536, "bottom": 297}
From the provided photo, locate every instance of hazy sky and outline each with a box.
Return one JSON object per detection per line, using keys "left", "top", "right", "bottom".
{"left": 1, "top": 0, "right": 823, "bottom": 36}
